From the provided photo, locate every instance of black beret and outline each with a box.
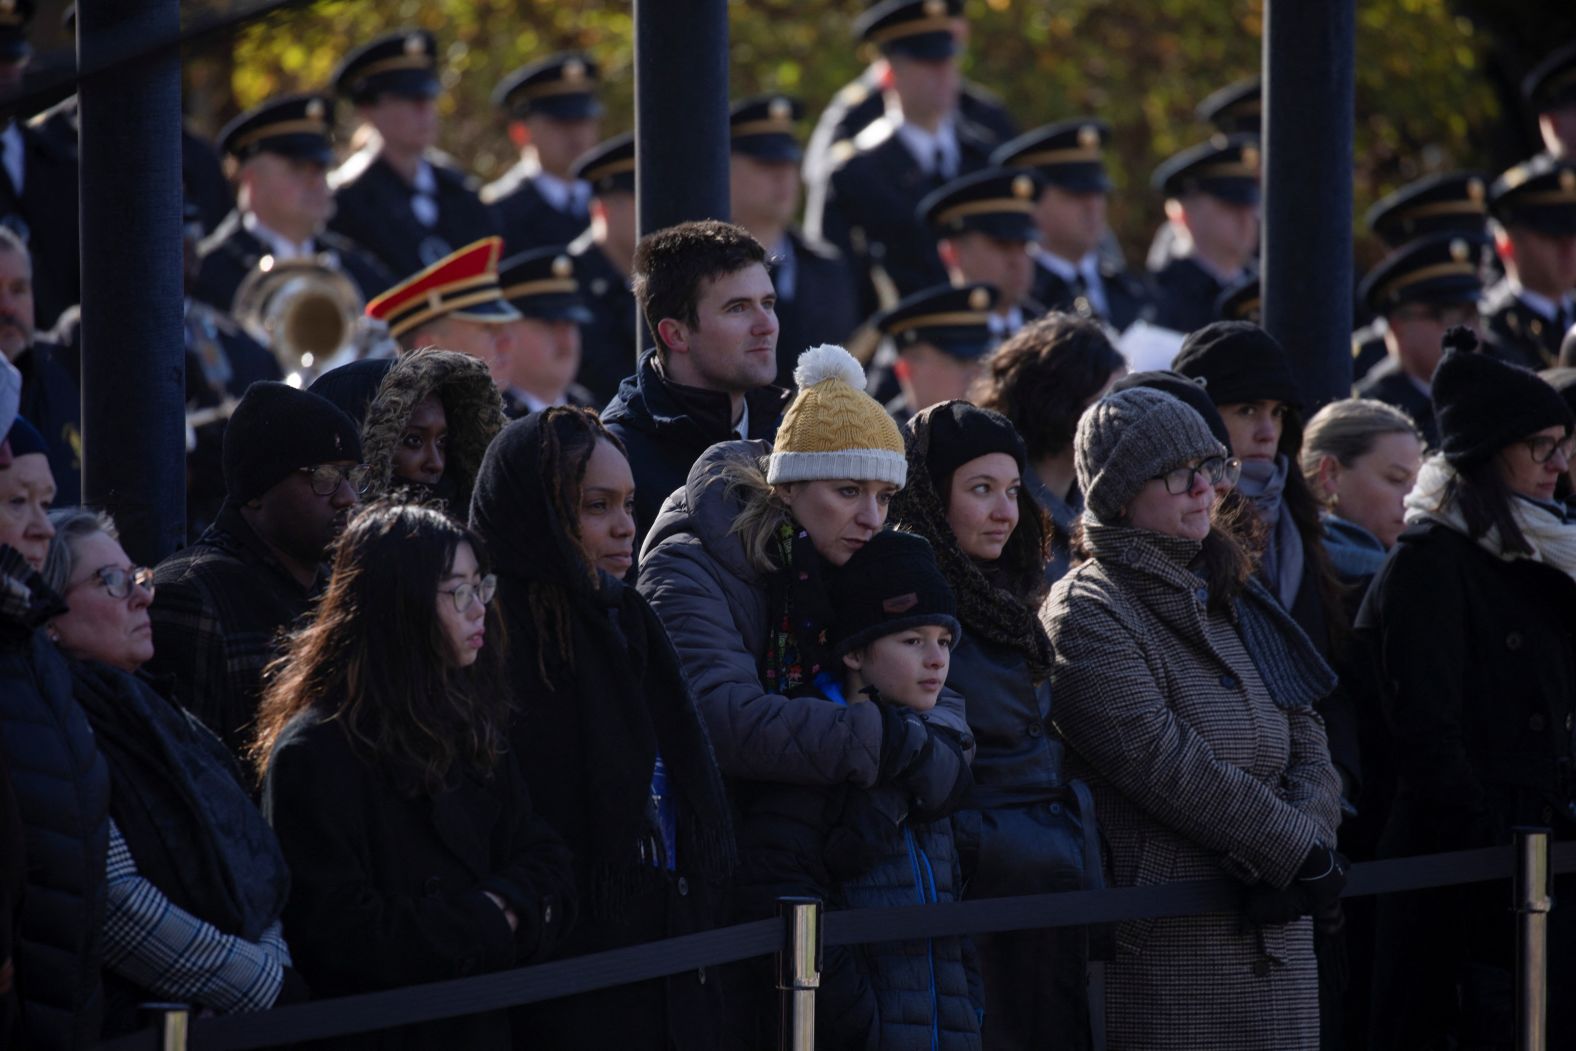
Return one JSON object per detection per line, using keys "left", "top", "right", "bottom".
{"left": 1171, "top": 321, "right": 1301, "bottom": 408}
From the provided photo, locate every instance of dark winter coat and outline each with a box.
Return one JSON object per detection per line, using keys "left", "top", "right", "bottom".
{"left": 1030, "top": 256, "right": 1154, "bottom": 333}
{"left": 1043, "top": 523, "right": 1341, "bottom": 1050}
{"left": 1151, "top": 256, "right": 1235, "bottom": 335}
{"left": 602, "top": 349, "right": 789, "bottom": 561}
{"left": 148, "top": 502, "right": 322, "bottom": 759}
{"left": 733, "top": 764, "right": 982, "bottom": 1051}
{"left": 263, "top": 711, "right": 576, "bottom": 1051}
{"left": 0, "top": 547, "right": 109, "bottom": 1050}
{"left": 328, "top": 148, "right": 499, "bottom": 281}
{"left": 1356, "top": 519, "right": 1576, "bottom": 1049}
{"left": 470, "top": 412, "right": 736, "bottom": 1051}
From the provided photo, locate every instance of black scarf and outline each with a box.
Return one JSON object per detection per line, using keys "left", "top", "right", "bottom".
{"left": 760, "top": 521, "right": 840, "bottom": 698}
{"left": 68, "top": 659, "right": 289, "bottom": 940}
{"left": 471, "top": 414, "right": 735, "bottom": 921}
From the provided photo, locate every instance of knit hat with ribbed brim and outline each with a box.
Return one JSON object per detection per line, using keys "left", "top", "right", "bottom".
{"left": 1075, "top": 387, "right": 1227, "bottom": 524}
{"left": 767, "top": 345, "right": 907, "bottom": 487}
{"left": 1433, "top": 327, "right": 1574, "bottom": 469}
{"left": 828, "top": 530, "right": 960, "bottom": 656}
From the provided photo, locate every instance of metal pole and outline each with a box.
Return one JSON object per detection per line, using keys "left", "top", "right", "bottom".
{"left": 143, "top": 1003, "right": 190, "bottom": 1051}
{"left": 1514, "top": 827, "right": 1551, "bottom": 1051}
{"left": 76, "top": 0, "right": 187, "bottom": 563}
{"left": 632, "top": 0, "right": 731, "bottom": 241}
{"left": 776, "top": 896, "right": 822, "bottom": 1051}
{"left": 1260, "top": 0, "right": 1356, "bottom": 410}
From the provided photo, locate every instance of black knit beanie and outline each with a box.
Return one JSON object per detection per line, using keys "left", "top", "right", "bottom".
{"left": 917, "top": 400, "right": 1028, "bottom": 493}
{"left": 307, "top": 358, "right": 395, "bottom": 430}
{"left": 827, "top": 530, "right": 961, "bottom": 656}
{"left": 1172, "top": 320, "right": 1302, "bottom": 407}
{"left": 4, "top": 415, "right": 47, "bottom": 458}
{"left": 1109, "top": 369, "right": 1233, "bottom": 450}
{"left": 223, "top": 381, "right": 364, "bottom": 504}
{"left": 1433, "top": 326, "right": 1574, "bottom": 469}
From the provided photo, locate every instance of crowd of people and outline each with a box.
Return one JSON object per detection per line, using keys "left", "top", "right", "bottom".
{"left": 2, "top": 0, "right": 1576, "bottom": 1048}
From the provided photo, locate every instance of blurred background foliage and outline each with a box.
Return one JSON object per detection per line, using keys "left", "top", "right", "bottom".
{"left": 179, "top": 0, "right": 1576, "bottom": 266}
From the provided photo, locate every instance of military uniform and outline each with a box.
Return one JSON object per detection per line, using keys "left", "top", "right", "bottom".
{"left": 496, "top": 245, "right": 597, "bottom": 416}
{"left": 993, "top": 119, "right": 1153, "bottom": 332}
{"left": 195, "top": 212, "right": 393, "bottom": 313}
{"left": 873, "top": 282, "right": 999, "bottom": 422}
{"left": 13, "top": 340, "right": 80, "bottom": 504}
{"left": 1356, "top": 358, "right": 1437, "bottom": 448}
{"left": 1482, "top": 156, "right": 1576, "bottom": 370}
{"left": 1149, "top": 135, "right": 1261, "bottom": 335}
{"left": 568, "top": 227, "right": 639, "bottom": 408}
{"left": 483, "top": 53, "right": 601, "bottom": 254}
{"left": 328, "top": 31, "right": 498, "bottom": 281}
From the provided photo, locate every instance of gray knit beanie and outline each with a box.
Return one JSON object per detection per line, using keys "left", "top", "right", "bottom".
{"left": 1075, "top": 387, "right": 1227, "bottom": 524}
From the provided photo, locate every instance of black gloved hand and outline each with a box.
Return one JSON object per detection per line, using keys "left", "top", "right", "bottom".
{"left": 877, "top": 705, "right": 931, "bottom": 781}
{"left": 876, "top": 706, "right": 973, "bottom": 820}
{"left": 1243, "top": 844, "right": 1348, "bottom": 926}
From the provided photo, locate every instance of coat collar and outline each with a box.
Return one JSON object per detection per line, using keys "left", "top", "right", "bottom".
{"left": 1082, "top": 520, "right": 1203, "bottom": 593}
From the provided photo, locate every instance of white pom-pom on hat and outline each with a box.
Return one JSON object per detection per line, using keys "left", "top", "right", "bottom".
{"left": 792, "top": 343, "right": 867, "bottom": 391}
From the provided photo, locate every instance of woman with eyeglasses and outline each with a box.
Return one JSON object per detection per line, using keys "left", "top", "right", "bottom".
{"left": 255, "top": 501, "right": 577, "bottom": 1051}
{"left": 1357, "top": 329, "right": 1576, "bottom": 1049}
{"left": 1041, "top": 387, "right": 1343, "bottom": 1050}
{"left": 469, "top": 407, "right": 734, "bottom": 1051}
{"left": 40, "top": 508, "right": 308, "bottom": 1035}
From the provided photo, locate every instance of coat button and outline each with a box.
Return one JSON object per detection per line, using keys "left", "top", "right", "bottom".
{"left": 697, "top": 966, "right": 707, "bottom": 985}
{"left": 1529, "top": 714, "right": 1546, "bottom": 732}
{"left": 543, "top": 902, "right": 553, "bottom": 925}
{"left": 1566, "top": 714, "right": 1574, "bottom": 732}
{"left": 1122, "top": 546, "right": 1140, "bottom": 565}
{"left": 1219, "top": 674, "right": 1238, "bottom": 689}
{"left": 677, "top": 876, "right": 690, "bottom": 897}
{"left": 1027, "top": 720, "right": 1044, "bottom": 738}
{"left": 1195, "top": 587, "right": 1209, "bottom": 604}
{"left": 1507, "top": 632, "right": 1524, "bottom": 651}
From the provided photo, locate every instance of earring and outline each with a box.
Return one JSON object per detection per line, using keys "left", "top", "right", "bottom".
{"left": 44, "top": 625, "right": 61, "bottom": 643}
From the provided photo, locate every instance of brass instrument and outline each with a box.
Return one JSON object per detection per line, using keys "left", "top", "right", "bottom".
{"left": 231, "top": 254, "right": 394, "bottom": 387}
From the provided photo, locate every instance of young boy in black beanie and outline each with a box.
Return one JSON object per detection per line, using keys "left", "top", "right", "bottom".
{"left": 731, "top": 529, "right": 983, "bottom": 1050}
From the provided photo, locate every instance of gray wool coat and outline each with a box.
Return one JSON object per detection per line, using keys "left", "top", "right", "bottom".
{"left": 639, "top": 440, "right": 972, "bottom": 790}
{"left": 1041, "top": 523, "right": 1341, "bottom": 1051}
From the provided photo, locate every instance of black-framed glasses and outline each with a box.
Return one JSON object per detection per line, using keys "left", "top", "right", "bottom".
{"left": 1154, "top": 456, "right": 1242, "bottom": 495}
{"left": 73, "top": 565, "right": 155, "bottom": 600}
{"left": 1524, "top": 434, "right": 1575, "bottom": 465}
{"left": 438, "top": 574, "right": 497, "bottom": 614}
{"left": 298, "top": 463, "right": 373, "bottom": 496}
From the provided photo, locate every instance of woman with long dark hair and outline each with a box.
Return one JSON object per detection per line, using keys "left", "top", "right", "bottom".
{"left": 256, "top": 502, "right": 576, "bottom": 1051}
{"left": 469, "top": 407, "right": 735, "bottom": 1051}
{"left": 1359, "top": 330, "right": 1576, "bottom": 1048}
{"left": 890, "top": 400, "right": 1098, "bottom": 1050}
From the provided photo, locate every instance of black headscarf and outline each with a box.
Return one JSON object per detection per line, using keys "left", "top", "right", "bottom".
{"left": 470, "top": 412, "right": 734, "bottom": 919}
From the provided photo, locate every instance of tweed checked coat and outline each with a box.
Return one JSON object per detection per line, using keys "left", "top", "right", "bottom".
{"left": 1041, "top": 523, "right": 1341, "bottom": 1051}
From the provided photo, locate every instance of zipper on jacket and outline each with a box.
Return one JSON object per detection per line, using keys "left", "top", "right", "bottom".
{"left": 905, "top": 827, "right": 942, "bottom": 1051}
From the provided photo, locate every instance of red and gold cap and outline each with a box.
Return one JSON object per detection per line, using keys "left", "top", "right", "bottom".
{"left": 365, "top": 236, "right": 521, "bottom": 339}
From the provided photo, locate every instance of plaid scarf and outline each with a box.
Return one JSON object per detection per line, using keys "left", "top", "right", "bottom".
{"left": 760, "top": 521, "right": 838, "bottom": 698}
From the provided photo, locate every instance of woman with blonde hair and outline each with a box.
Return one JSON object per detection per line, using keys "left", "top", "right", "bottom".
{"left": 1300, "top": 398, "right": 1423, "bottom": 581}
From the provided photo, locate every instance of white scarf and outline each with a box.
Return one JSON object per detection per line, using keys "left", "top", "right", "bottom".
{"left": 1404, "top": 454, "right": 1576, "bottom": 582}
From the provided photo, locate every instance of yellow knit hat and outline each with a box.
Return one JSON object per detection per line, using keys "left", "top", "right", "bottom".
{"left": 767, "top": 344, "right": 907, "bottom": 486}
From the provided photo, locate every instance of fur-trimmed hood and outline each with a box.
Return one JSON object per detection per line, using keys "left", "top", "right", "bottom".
{"left": 359, "top": 347, "right": 507, "bottom": 513}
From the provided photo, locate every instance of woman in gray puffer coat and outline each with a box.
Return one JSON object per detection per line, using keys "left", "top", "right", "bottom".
{"left": 1042, "top": 388, "right": 1344, "bottom": 1051}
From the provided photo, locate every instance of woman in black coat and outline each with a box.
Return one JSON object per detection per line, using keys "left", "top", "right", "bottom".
{"left": 890, "top": 401, "right": 1099, "bottom": 1051}
{"left": 257, "top": 502, "right": 577, "bottom": 1051}
{"left": 1358, "top": 331, "right": 1576, "bottom": 1049}
{"left": 469, "top": 408, "right": 735, "bottom": 1051}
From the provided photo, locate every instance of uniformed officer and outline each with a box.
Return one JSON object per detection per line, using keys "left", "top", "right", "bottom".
{"left": 565, "top": 133, "right": 641, "bottom": 406}
{"left": 482, "top": 53, "right": 603, "bottom": 254}
{"left": 1481, "top": 155, "right": 1576, "bottom": 370}
{"left": 327, "top": 30, "right": 498, "bottom": 281}
{"left": 0, "top": 0, "right": 79, "bottom": 332}
{"left": 728, "top": 94, "right": 859, "bottom": 387}
{"left": 919, "top": 166, "right": 1043, "bottom": 339}
{"left": 0, "top": 225, "right": 77, "bottom": 503}
{"left": 801, "top": 0, "right": 1016, "bottom": 232}
{"left": 1355, "top": 234, "right": 1485, "bottom": 447}
{"left": 1149, "top": 135, "right": 1261, "bottom": 335}
{"left": 1350, "top": 171, "right": 1491, "bottom": 380}
{"left": 495, "top": 246, "right": 596, "bottom": 416}
{"left": 993, "top": 119, "right": 1154, "bottom": 332}
{"left": 1146, "top": 77, "right": 1261, "bottom": 273}
{"left": 195, "top": 93, "right": 394, "bottom": 314}
{"left": 873, "top": 281, "right": 998, "bottom": 424}
{"left": 364, "top": 235, "right": 520, "bottom": 385}
{"left": 1215, "top": 276, "right": 1260, "bottom": 323}
{"left": 1522, "top": 40, "right": 1576, "bottom": 159}
{"left": 811, "top": 0, "right": 996, "bottom": 317}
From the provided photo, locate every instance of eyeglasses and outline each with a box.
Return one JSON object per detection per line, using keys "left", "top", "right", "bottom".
{"left": 438, "top": 574, "right": 497, "bottom": 614}
{"left": 1154, "top": 456, "right": 1242, "bottom": 495}
{"left": 1524, "top": 434, "right": 1575, "bottom": 465}
{"left": 72, "top": 565, "right": 156, "bottom": 600}
{"left": 298, "top": 463, "right": 373, "bottom": 496}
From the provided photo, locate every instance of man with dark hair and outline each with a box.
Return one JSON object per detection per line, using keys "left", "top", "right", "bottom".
{"left": 602, "top": 220, "right": 789, "bottom": 558}
{"left": 148, "top": 382, "right": 367, "bottom": 759}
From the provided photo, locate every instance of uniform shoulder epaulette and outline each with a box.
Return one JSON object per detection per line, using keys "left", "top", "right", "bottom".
{"left": 851, "top": 115, "right": 896, "bottom": 152}
{"left": 836, "top": 79, "right": 871, "bottom": 108}
{"left": 329, "top": 144, "right": 378, "bottom": 190}
{"left": 827, "top": 138, "right": 860, "bottom": 171}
